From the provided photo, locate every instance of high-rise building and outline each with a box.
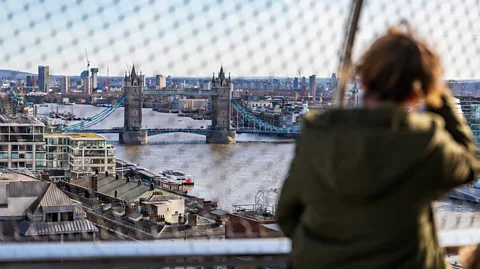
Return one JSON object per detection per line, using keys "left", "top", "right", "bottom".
{"left": 155, "top": 74, "right": 166, "bottom": 89}
{"left": 26, "top": 75, "right": 38, "bottom": 92}
{"left": 60, "top": 76, "right": 70, "bottom": 93}
{"left": 90, "top": 68, "right": 98, "bottom": 89}
{"left": 83, "top": 77, "right": 91, "bottom": 94}
{"left": 301, "top": 76, "right": 306, "bottom": 88}
{"left": 38, "top": 66, "right": 50, "bottom": 93}
{"left": 80, "top": 70, "right": 91, "bottom": 94}
{"left": 26, "top": 75, "right": 37, "bottom": 87}
{"left": 309, "top": 75, "right": 317, "bottom": 100}
{"left": 293, "top": 77, "right": 299, "bottom": 90}
{"left": 331, "top": 73, "right": 337, "bottom": 91}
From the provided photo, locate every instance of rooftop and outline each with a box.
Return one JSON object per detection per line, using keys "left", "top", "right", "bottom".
{"left": 148, "top": 195, "right": 181, "bottom": 202}
{"left": 0, "top": 114, "right": 44, "bottom": 126}
{"left": 0, "top": 171, "right": 39, "bottom": 182}
{"left": 66, "top": 133, "right": 105, "bottom": 140}
{"left": 43, "top": 133, "right": 65, "bottom": 137}
{"left": 44, "top": 133, "right": 108, "bottom": 140}
{"left": 71, "top": 175, "right": 151, "bottom": 202}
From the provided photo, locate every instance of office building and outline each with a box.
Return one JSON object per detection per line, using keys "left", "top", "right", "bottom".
{"left": 90, "top": 68, "right": 98, "bottom": 89}
{"left": 293, "top": 77, "right": 299, "bottom": 90}
{"left": 0, "top": 114, "right": 47, "bottom": 170}
{"left": 81, "top": 70, "right": 91, "bottom": 94}
{"left": 44, "top": 133, "right": 115, "bottom": 175}
{"left": 155, "top": 74, "right": 166, "bottom": 89}
{"left": 60, "top": 76, "right": 70, "bottom": 93}
{"left": 301, "top": 76, "right": 306, "bottom": 88}
{"left": 201, "top": 81, "right": 211, "bottom": 90}
{"left": 172, "top": 99, "right": 209, "bottom": 111}
{"left": 38, "top": 66, "right": 49, "bottom": 92}
{"left": 83, "top": 77, "right": 91, "bottom": 94}
{"left": 26, "top": 75, "right": 37, "bottom": 92}
{"left": 331, "top": 73, "right": 337, "bottom": 91}
{"left": 309, "top": 75, "right": 316, "bottom": 100}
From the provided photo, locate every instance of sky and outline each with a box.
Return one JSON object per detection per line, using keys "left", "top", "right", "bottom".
{"left": 1, "top": 0, "right": 479, "bottom": 79}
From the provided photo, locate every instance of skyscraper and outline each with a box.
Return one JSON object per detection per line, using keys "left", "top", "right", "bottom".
{"left": 90, "top": 68, "right": 98, "bottom": 89}
{"left": 83, "top": 77, "right": 91, "bottom": 94}
{"left": 81, "top": 70, "right": 91, "bottom": 94}
{"left": 38, "top": 66, "right": 49, "bottom": 92}
{"left": 60, "top": 76, "right": 70, "bottom": 93}
{"left": 26, "top": 75, "right": 38, "bottom": 92}
{"left": 331, "top": 73, "right": 337, "bottom": 91}
{"left": 155, "top": 74, "right": 166, "bottom": 89}
{"left": 293, "top": 77, "right": 299, "bottom": 90}
{"left": 309, "top": 75, "right": 317, "bottom": 100}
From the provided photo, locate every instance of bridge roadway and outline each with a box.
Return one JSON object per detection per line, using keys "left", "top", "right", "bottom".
{"left": 68, "top": 128, "right": 300, "bottom": 136}
{"left": 143, "top": 89, "right": 218, "bottom": 96}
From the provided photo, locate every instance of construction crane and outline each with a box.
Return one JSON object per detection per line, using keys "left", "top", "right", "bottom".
{"left": 84, "top": 48, "right": 90, "bottom": 72}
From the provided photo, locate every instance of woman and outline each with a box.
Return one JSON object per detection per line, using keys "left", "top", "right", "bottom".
{"left": 277, "top": 28, "right": 480, "bottom": 269}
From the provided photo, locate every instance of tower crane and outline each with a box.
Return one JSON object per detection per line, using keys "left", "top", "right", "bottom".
{"left": 84, "top": 48, "right": 90, "bottom": 72}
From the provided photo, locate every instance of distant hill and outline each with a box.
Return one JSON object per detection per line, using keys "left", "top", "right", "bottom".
{"left": 0, "top": 69, "right": 33, "bottom": 79}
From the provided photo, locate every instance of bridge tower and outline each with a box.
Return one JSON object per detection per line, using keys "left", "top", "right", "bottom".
{"left": 119, "top": 65, "right": 148, "bottom": 144}
{"left": 207, "top": 66, "right": 236, "bottom": 144}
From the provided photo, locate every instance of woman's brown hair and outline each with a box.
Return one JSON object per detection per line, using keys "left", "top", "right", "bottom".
{"left": 356, "top": 27, "right": 443, "bottom": 103}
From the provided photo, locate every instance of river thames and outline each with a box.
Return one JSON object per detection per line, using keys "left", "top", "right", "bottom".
{"left": 38, "top": 104, "right": 292, "bottom": 210}
{"left": 37, "top": 104, "right": 480, "bottom": 226}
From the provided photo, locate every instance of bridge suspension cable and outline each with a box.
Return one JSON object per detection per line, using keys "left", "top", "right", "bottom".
{"left": 62, "top": 96, "right": 127, "bottom": 131}
{"left": 231, "top": 99, "right": 301, "bottom": 134}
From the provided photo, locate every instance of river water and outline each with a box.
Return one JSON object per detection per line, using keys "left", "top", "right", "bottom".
{"left": 38, "top": 104, "right": 292, "bottom": 210}
{"left": 37, "top": 104, "right": 480, "bottom": 224}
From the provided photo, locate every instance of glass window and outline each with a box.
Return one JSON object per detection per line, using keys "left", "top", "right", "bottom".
{"left": 26, "top": 145, "right": 32, "bottom": 152}
{"left": 60, "top": 212, "right": 74, "bottom": 221}
{"left": 35, "top": 161, "right": 46, "bottom": 167}
{"left": 0, "top": 162, "right": 8, "bottom": 168}
{"left": 0, "top": 153, "right": 8, "bottom": 159}
{"left": 46, "top": 213, "right": 59, "bottom": 222}
{"left": 26, "top": 153, "right": 33, "bottom": 159}
{"left": 35, "top": 153, "right": 46, "bottom": 159}
{"left": 11, "top": 145, "right": 18, "bottom": 151}
{"left": 11, "top": 153, "right": 18, "bottom": 159}
{"left": 36, "top": 145, "right": 46, "bottom": 151}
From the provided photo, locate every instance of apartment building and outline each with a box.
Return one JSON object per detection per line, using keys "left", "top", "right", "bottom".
{"left": 0, "top": 114, "right": 47, "bottom": 170}
{"left": 45, "top": 133, "right": 115, "bottom": 175}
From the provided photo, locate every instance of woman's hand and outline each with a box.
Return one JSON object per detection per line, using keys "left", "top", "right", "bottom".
{"left": 425, "top": 80, "right": 447, "bottom": 109}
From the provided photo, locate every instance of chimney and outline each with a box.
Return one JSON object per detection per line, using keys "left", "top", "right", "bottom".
{"left": 89, "top": 175, "right": 98, "bottom": 197}
{"left": 187, "top": 213, "right": 197, "bottom": 227}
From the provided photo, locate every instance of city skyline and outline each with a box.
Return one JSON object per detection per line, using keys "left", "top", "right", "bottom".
{"left": 1, "top": 0, "right": 479, "bottom": 79}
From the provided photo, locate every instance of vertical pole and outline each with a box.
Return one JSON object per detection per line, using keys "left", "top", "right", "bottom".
{"left": 336, "top": 0, "right": 364, "bottom": 108}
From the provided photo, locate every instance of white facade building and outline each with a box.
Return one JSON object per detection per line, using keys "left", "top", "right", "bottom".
{"left": 140, "top": 195, "right": 185, "bottom": 224}
{"left": 0, "top": 114, "right": 46, "bottom": 170}
{"left": 45, "top": 133, "right": 115, "bottom": 175}
{"left": 173, "top": 99, "right": 209, "bottom": 111}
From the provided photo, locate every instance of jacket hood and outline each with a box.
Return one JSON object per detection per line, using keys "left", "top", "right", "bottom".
{"left": 301, "top": 105, "right": 437, "bottom": 201}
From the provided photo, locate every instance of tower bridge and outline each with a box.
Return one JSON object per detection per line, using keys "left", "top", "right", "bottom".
{"left": 61, "top": 66, "right": 301, "bottom": 144}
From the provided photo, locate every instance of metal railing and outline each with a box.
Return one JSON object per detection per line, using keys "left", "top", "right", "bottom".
{"left": 0, "top": 228, "right": 478, "bottom": 269}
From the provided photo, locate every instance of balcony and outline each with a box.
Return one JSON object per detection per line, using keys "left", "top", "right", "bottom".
{"left": 0, "top": 229, "right": 475, "bottom": 269}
